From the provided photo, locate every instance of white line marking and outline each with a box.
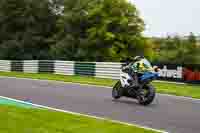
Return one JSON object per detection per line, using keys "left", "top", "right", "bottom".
{"left": 0, "top": 76, "right": 199, "bottom": 102}
{"left": 0, "top": 95, "right": 168, "bottom": 133}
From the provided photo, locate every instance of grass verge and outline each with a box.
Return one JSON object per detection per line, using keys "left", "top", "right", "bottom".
{"left": 0, "top": 71, "right": 200, "bottom": 99}
{"left": 0, "top": 105, "right": 158, "bottom": 133}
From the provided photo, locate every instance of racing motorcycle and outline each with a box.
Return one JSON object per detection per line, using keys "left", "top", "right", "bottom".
{"left": 112, "top": 59, "right": 159, "bottom": 106}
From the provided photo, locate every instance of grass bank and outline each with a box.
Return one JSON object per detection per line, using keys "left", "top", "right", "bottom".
{"left": 0, "top": 105, "right": 158, "bottom": 133}
{"left": 0, "top": 71, "right": 200, "bottom": 99}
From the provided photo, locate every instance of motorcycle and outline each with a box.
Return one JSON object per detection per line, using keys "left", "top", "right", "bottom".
{"left": 112, "top": 59, "right": 159, "bottom": 106}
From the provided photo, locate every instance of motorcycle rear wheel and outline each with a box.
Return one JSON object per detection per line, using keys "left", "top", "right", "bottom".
{"left": 137, "top": 84, "right": 155, "bottom": 106}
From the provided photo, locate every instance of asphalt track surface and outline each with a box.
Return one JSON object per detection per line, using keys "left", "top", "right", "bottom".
{"left": 0, "top": 77, "right": 200, "bottom": 133}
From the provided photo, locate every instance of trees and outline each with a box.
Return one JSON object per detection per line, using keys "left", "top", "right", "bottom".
{"left": 51, "top": 0, "right": 148, "bottom": 61}
{"left": 0, "top": 0, "right": 158, "bottom": 62}
{"left": 183, "top": 33, "right": 199, "bottom": 64}
{"left": 0, "top": 0, "right": 59, "bottom": 60}
{"left": 152, "top": 33, "right": 200, "bottom": 64}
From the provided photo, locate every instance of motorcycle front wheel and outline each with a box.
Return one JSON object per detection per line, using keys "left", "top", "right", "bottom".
{"left": 112, "top": 81, "right": 123, "bottom": 99}
{"left": 137, "top": 84, "right": 156, "bottom": 106}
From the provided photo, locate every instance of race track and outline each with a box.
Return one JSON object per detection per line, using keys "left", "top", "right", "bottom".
{"left": 0, "top": 77, "right": 200, "bottom": 133}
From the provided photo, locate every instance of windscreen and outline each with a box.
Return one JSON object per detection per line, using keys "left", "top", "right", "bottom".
{"left": 143, "top": 58, "right": 153, "bottom": 69}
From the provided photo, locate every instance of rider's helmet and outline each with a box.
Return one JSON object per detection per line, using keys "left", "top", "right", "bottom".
{"left": 133, "top": 55, "right": 144, "bottom": 62}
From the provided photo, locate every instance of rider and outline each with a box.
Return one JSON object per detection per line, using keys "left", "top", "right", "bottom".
{"left": 122, "top": 56, "right": 153, "bottom": 87}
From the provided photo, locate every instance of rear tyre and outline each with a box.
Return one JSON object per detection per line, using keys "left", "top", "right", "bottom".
{"left": 137, "top": 84, "right": 155, "bottom": 106}
{"left": 112, "top": 81, "right": 123, "bottom": 99}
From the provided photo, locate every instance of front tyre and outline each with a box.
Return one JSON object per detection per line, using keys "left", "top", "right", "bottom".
{"left": 137, "top": 84, "right": 155, "bottom": 106}
{"left": 112, "top": 81, "right": 123, "bottom": 99}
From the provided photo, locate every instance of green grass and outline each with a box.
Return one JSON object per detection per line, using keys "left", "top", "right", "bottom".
{"left": 0, "top": 105, "right": 158, "bottom": 133}
{"left": 0, "top": 71, "right": 200, "bottom": 99}
{"left": 152, "top": 82, "right": 200, "bottom": 99}
{"left": 0, "top": 71, "right": 116, "bottom": 86}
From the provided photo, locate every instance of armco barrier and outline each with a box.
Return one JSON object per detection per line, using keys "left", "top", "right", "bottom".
{"left": 0, "top": 60, "right": 199, "bottom": 83}
{"left": 74, "top": 62, "right": 96, "bottom": 76}
{"left": 11, "top": 61, "right": 23, "bottom": 72}
{"left": 38, "top": 60, "right": 54, "bottom": 73}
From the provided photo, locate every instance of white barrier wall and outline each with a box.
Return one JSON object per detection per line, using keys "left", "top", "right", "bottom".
{"left": 23, "top": 60, "right": 38, "bottom": 73}
{"left": 0, "top": 60, "right": 184, "bottom": 81}
{"left": 95, "top": 62, "right": 121, "bottom": 79}
{"left": 0, "top": 60, "right": 11, "bottom": 72}
{"left": 54, "top": 61, "right": 74, "bottom": 75}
